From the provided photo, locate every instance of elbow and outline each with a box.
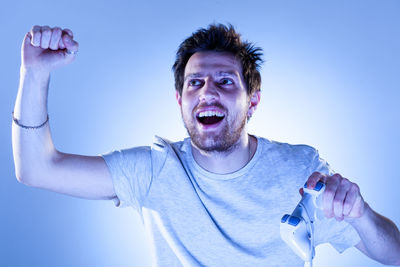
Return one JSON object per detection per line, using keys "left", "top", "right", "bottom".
{"left": 15, "top": 172, "right": 24, "bottom": 184}
{"left": 13, "top": 150, "right": 59, "bottom": 187}
{"left": 13, "top": 156, "right": 37, "bottom": 187}
{"left": 15, "top": 171, "right": 33, "bottom": 186}
{"left": 14, "top": 167, "right": 37, "bottom": 187}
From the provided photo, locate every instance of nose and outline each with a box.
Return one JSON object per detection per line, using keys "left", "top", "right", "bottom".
{"left": 199, "top": 79, "right": 219, "bottom": 103}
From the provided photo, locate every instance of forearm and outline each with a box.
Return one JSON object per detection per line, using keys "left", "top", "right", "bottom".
{"left": 14, "top": 67, "right": 50, "bottom": 123}
{"left": 348, "top": 202, "right": 400, "bottom": 265}
{"left": 12, "top": 67, "right": 57, "bottom": 184}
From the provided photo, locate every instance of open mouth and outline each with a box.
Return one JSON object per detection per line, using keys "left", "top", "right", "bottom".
{"left": 196, "top": 110, "right": 225, "bottom": 126}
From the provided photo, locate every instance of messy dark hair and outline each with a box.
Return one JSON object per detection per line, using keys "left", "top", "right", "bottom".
{"left": 172, "top": 23, "right": 263, "bottom": 96}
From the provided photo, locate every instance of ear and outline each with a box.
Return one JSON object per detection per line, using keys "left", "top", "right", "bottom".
{"left": 176, "top": 90, "right": 182, "bottom": 106}
{"left": 247, "top": 90, "right": 261, "bottom": 119}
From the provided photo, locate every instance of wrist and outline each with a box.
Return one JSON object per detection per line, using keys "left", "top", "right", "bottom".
{"left": 20, "top": 66, "right": 50, "bottom": 82}
{"left": 346, "top": 202, "right": 372, "bottom": 227}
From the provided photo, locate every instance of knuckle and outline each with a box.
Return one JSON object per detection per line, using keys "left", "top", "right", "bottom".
{"left": 32, "top": 25, "right": 41, "bottom": 30}
{"left": 325, "top": 186, "right": 333, "bottom": 193}
{"left": 52, "top": 27, "right": 62, "bottom": 35}
{"left": 340, "top": 177, "right": 350, "bottom": 186}
{"left": 326, "top": 179, "right": 337, "bottom": 188}
{"left": 309, "top": 171, "right": 324, "bottom": 183}
{"left": 324, "top": 186, "right": 335, "bottom": 194}
{"left": 317, "top": 172, "right": 326, "bottom": 178}
{"left": 310, "top": 172, "right": 322, "bottom": 181}
{"left": 63, "top": 28, "right": 73, "bottom": 38}
{"left": 33, "top": 32, "right": 41, "bottom": 41}
{"left": 42, "top": 28, "right": 51, "bottom": 36}
{"left": 351, "top": 183, "right": 360, "bottom": 192}
{"left": 327, "top": 176, "right": 339, "bottom": 186}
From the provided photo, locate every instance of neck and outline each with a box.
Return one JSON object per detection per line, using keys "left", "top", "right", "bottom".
{"left": 191, "top": 132, "right": 257, "bottom": 174}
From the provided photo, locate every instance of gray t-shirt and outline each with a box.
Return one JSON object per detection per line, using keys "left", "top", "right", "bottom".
{"left": 102, "top": 136, "right": 360, "bottom": 267}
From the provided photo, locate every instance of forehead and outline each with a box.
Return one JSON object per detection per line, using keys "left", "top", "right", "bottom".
{"left": 184, "top": 51, "right": 242, "bottom": 76}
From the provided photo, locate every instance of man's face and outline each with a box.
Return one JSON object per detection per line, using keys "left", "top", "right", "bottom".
{"left": 176, "top": 51, "right": 259, "bottom": 152}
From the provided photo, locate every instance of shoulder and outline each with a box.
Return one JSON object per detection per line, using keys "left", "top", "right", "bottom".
{"left": 258, "top": 137, "right": 333, "bottom": 176}
{"left": 150, "top": 135, "right": 187, "bottom": 174}
{"left": 257, "top": 136, "right": 318, "bottom": 161}
{"left": 151, "top": 135, "right": 186, "bottom": 156}
{"left": 102, "top": 145, "right": 151, "bottom": 166}
{"left": 103, "top": 136, "right": 186, "bottom": 167}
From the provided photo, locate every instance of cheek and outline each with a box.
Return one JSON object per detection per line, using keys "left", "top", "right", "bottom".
{"left": 228, "top": 94, "right": 248, "bottom": 114}
{"left": 181, "top": 96, "right": 195, "bottom": 115}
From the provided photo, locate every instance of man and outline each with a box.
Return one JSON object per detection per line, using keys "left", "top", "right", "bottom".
{"left": 12, "top": 24, "right": 400, "bottom": 266}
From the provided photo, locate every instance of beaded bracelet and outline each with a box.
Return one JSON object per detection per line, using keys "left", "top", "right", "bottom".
{"left": 12, "top": 112, "right": 49, "bottom": 129}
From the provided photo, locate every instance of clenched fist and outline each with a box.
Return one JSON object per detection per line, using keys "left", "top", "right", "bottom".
{"left": 22, "top": 25, "right": 79, "bottom": 73}
{"left": 303, "top": 172, "right": 365, "bottom": 221}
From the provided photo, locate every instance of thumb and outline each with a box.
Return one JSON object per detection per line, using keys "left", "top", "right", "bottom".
{"left": 21, "top": 32, "right": 42, "bottom": 63}
{"left": 299, "top": 188, "right": 304, "bottom": 196}
{"left": 22, "top": 32, "right": 37, "bottom": 52}
{"left": 23, "top": 32, "right": 32, "bottom": 46}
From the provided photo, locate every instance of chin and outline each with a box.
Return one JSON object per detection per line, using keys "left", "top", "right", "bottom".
{"left": 191, "top": 132, "right": 240, "bottom": 152}
{"left": 183, "top": 113, "right": 247, "bottom": 153}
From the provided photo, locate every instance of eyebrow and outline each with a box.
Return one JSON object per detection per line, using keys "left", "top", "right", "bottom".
{"left": 184, "top": 71, "right": 238, "bottom": 81}
{"left": 184, "top": 71, "right": 241, "bottom": 81}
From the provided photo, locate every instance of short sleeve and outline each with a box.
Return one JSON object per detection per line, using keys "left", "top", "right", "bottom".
{"left": 314, "top": 217, "right": 361, "bottom": 253}
{"left": 101, "top": 146, "right": 152, "bottom": 213}
{"left": 309, "top": 148, "right": 361, "bottom": 253}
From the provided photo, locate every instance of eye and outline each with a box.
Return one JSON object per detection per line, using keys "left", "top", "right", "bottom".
{"left": 188, "top": 79, "right": 203, "bottom": 87}
{"left": 220, "top": 78, "right": 233, "bottom": 85}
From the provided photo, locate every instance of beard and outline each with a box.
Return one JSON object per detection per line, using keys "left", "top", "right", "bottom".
{"left": 181, "top": 103, "right": 248, "bottom": 153}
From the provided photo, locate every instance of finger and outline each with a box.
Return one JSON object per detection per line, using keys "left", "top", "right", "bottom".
{"left": 62, "top": 33, "right": 79, "bottom": 57}
{"left": 60, "top": 29, "right": 74, "bottom": 49}
{"left": 58, "top": 29, "right": 74, "bottom": 49}
{"left": 333, "top": 178, "right": 351, "bottom": 220}
{"left": 31, "top": 25, "right": 41, "bottom": 47}
{"left": 63, "top": 28, "right": 73, "bottom": 38}
{"left": 40, "top": 25, "right": 51, "bottom": 49}
{"left": 58, "top": 36, "right": 65, "bottom": 49}
{"left": 306, "top": 171, "right": 326, "bottom": 189}
{"left": 343, "top": 183, "right": 360, "bottom": 216}
{"left": 49, "top": 27, "right": 62, "bottom": 50}
{"left": 323, "top": 174, "right": 341, "bottom": 218}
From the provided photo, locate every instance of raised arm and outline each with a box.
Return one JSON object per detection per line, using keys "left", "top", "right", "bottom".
{"left": 12, "top": 25, "right": 115, "bottom": 200}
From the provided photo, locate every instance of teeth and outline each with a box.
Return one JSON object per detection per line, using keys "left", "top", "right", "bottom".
{"left": 198, "top": 110, "right": 224, "bottom": 118}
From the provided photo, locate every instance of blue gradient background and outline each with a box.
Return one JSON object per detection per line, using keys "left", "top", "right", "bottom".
{"left": 1, "top": 1, "right": 399, "bottom": 266}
